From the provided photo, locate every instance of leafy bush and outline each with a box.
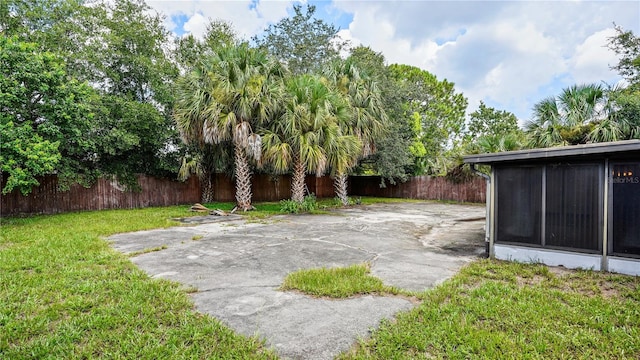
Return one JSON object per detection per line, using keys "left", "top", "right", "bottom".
{"left": 280, "top": 199, "right": 301, "bottom": 213}
{"left": 332, "top": 196, "right": 362, "bottom": 206}
{"left": 280, "top": 194, "right": 319, "bottom": 213}
{"left": 300, "top": 194, "right": 319, "bottom": 212}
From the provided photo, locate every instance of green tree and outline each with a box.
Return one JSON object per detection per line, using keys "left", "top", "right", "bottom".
{"left": 175, "top": 19, "right": 238, "bottom": 71}
{"left": 262, "top": 74, "right": 354, "bottom": 203}
{"left": 464, "top": 101, "right": 524, "bottom": 154}
{"left": 85, "top": 0, "right": 182, "bottom": 187}
{"left": 2, "top": 0, "right": 176, "bottom": 103}
{"left": 607, "top": 26, "right": 640, "bottom": 140}
{"left": 608, "top": 25, "right": 640, "bottom": 88}
{"left": 323, "top": 60, "right": 387, "bottom": 204}
{"left": 173, "top": 19, "right": 239, "bottom": 201}
{"left": 525, "top": 84, "right": 622, "bottom": 147}
{"left": 174, "top": 43, "right": 285, "bottom": 211}
{"left": 0, "top": 121, "right": 60, "bottom": 195}
{"left": 609, "top": 87, "right": 640, "bottom": 140}
{"left": 346, "top": 46, "right": 415, "bottom": 185}
{"left": 471, "top": 133, "right": 524, "bottom": 154}
{"left": 3, "top": 0, "right": 183, "bottom": 189}
{"left": 252, "top": 4, "right": 349, "bottom": 75}
{"left": 0, "top": 36, "right": 98, "bottom": 194}
{"left": 388, "top": 64, "right": 468, "bottom": 175}
{"left": 1, "top": 0, "right": 90, "bottom": 58}
{"left": 466, "top": 101, "right": 520, "bottom": 140}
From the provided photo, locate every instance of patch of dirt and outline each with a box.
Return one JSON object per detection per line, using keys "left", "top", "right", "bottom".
{"left": 516, "top": 275, "right": 547, "bottom": 287}
{"left": 417, "top": 220, "right": 485, "bottom": 256}
{"left": 599, "top": 283, "right": 621, "bottom": 299}
{"left": 547, "top": 266, "right": 575, "bottom": 277}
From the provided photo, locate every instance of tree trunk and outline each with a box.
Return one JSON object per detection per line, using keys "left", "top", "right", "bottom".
{"left": 201, "top": 171, "right": 214, "bottom": 203}
{"left": 334, "top": 173, "right": 349, "bottom": 205}
{"left": 234, "top": 147, "right": 253, "bottom": 211}
{"left": 291, "top": 153, "right": 306, "bottom": 203}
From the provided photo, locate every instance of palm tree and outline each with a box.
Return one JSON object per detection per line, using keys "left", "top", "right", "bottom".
{"left": 526, "top": 96, "right": 565, "bottom": 147}
{"left": 174, "top": 43, "right": 285, "bottom": 211}
{"left": 177, "top": 144, "right": 232, "bottom": 203}
{"left": 323, "top": 61, "right": 388, "bottom": 205}
{"left": 473, "top": 133, "right": 523, "bottom": 154}
{"left": 262, "top": 74, "right": 352, "bottom": 203}
{"left": 323, "top": 122, "right": 362, "bottom": 204}
{"left": 525, "top": 83, "right": 623, "bottom": 147}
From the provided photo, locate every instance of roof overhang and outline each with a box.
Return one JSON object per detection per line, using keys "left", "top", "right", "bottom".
{"left": 463, "top": 140, "right": 640, "bottom": 165}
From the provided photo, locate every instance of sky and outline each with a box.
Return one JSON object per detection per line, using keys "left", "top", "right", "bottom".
{"left": 147, "top": 0, "right": 640, "bottom": 124}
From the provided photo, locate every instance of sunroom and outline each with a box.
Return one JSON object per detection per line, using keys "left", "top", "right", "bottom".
{"left": 463, "top": 140, "right": 640, "bottom": 276}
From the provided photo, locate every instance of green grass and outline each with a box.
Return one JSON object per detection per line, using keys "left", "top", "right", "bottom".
{"left": 338, "top": 259, "right": 640, "bottom": 359}
{"left": 127, "top": 245, "right": 168, "bottom": 257}
{"left": 4, "top": 200, "right": 637, "bottom": 359}
{"left": 356, "top": 197, "right": 424, "bottom": 205}
{"left": 280, "top": 263, "right": 401, "bottom": 298}
{"left": 204, "top": 197, "right": 414, "bottom": 219}
{"left": 0, "top": 205, "right": 277, "bottom": 359}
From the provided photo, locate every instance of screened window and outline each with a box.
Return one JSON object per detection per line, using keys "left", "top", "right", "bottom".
{"left": 611, "top": 162, "right": 640, "bottom": 257}
{"left": 545, "top": 163, "right": 601, "bottom": 251}
{"left": 496, "top": 166, "right": 542, "bottom": 245}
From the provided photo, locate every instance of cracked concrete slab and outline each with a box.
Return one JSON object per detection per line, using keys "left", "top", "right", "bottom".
{"left": 108, "top": 202, "right": 485, "bottom": 359}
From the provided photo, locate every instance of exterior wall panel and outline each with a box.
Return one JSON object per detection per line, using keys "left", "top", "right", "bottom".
{"left": 545, "top": 163, "right": 601, "bottom": 252}
{"left": 495, "top": 166, "right": 542, "bottom": 245}
{"left": 610, "top": 162, "right": 640, "bottom": 256}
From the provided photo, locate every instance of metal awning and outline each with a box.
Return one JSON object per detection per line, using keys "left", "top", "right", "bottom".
{"left": 463, "top": 140, "right": 640, "bottom": 165}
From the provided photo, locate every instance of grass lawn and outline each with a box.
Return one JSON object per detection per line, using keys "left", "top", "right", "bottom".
{"left": 0, "top": 205, "right": 277, "bottom": 359}
{"left": 338, "top": 259, "right": 640, "bottom": 359}
{"left": 280, "top": 263, "right": 401, "bottom": 298}
{"left": 2, "top": 200, "right": 639, "bottom": 359}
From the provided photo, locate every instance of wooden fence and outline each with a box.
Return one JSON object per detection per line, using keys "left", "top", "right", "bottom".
{"left": 204, "top": 174, "right": 335, "bottom": 202}
{"left": 1, "top": 173, "right": 486, "bottom": 217}
{"left": 1, "top": 175, "right": 200, "bottom": 217}
{"left": 349, "top": 175, "right": 486, "bottom": 203}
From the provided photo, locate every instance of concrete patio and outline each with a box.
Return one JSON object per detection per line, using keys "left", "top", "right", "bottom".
{"left": 109, "top": 202, "right": 485, "bottom": 359}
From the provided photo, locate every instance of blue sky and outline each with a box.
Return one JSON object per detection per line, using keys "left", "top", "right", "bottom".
{"left": 149, "top": 0, "right": 640, "bottom": 125}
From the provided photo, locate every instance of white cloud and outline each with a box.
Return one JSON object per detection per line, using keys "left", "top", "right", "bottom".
{"left": 148, "top": 0, "right": 295, "bottom": 39}
{"left": 147, "top": 0, "right": 640, "bottom": 122}
{"left": 570, "top": 28, "right": 620, "bottom": 85}
{"left": 332, "top": 0, "right": 638, "bottom": 121}
{"left": 182, "top": 12, "right": 207, "bottom": 36}
{"left": 339, "top": 3, "right": 441, "bottom": 71}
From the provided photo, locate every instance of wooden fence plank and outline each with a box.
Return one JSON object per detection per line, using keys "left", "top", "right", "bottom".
{"left": 1, "top": 174, "right": 485, "bottom": 217}
{"left": 348, "top": 175, "right": 486, "bottom": 203}
{"left": 1, "top": 175, "right": 201, "bottom": 217}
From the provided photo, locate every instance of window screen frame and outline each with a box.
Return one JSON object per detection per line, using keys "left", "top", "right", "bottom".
{"left": 608, "top": 161, "right": 640, "bottom": 258}
{"left": 494, "top": 161, "right": 604, "bottom": 254}
{"left": 494, "top": 165, "right": 543, "bottom": 246}
{"left": 543, "top": 162, "right": 603, "bottom": 253}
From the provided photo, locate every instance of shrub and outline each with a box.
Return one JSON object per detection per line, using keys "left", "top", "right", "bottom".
{"left": 300, "top": 194, "right": 318, "bottom": 212}
{"left": 279, "top": 194, "right": 319, "bottom": 213}
{"left": 280, "top": 199, "right": 301, "bottom": 214}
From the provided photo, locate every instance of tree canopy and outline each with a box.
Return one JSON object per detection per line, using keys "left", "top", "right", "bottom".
{"left": 0, "top": 36, "right": 98, "bottom": 194}
{"left": 1, "top": 0, "right": 183, "bottom": 193}
{"left": 388, "top": 64, "right": 468, "bottom": 175}
{"left": 607, "top": 26, "right": 640, "bottom": 140}
{"left": 252, "top": 4, "right": 349, "bottom": 75}
{"left": 174, "top": 43, "right": 286, "bottom": 210}
{"left": 608, "top": 25, "right": 640, "bottom": 88}
{"left": 8, "top": 0, "right": 636, "bottom": 200}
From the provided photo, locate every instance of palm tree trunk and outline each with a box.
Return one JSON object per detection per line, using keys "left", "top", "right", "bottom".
{"left": 234, "top": 146, "right": 253, "bottom": 211}
{"left": 334, "top": 173, "right": 349, "bottom": 205}
{"left": 291, "top": 153, "right": 306, "bottom": 203}
{"left": 201, "top": 170, "right": 214, "bottom": 203}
